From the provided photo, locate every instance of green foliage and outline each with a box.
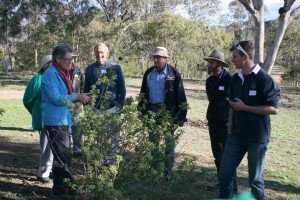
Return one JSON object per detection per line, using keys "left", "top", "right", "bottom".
{"left": 71, "top": 69, "right": 190, "bottom": 199}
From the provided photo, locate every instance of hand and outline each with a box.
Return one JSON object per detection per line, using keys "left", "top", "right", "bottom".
{"left": 76, "top": 93, "right": 90, "bottom": 104}
{"left": 229, "top": 98, "right": 247, "bottom": 112}
{"left": 177, "top": 121, "right": 185, "bottom": 127}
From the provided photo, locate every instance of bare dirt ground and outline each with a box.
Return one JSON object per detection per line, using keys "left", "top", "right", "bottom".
{"left": 0, "top": 87, "right": 298, "bottom": 200}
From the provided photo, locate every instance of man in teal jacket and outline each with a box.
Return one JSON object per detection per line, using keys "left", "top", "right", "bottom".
{"left": 23, "top": 55, "right": 53, "bottom": 183}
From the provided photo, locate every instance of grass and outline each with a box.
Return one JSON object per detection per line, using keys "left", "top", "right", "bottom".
{"left": 0, "top": 74, "right": 299, "bottom": 199}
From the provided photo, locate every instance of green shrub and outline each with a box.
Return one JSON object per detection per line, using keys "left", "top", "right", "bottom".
{"left": 70, "top": 67, "right": 189, "bottom": 199}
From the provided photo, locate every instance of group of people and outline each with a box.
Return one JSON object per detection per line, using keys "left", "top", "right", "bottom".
{"left": 23, "top": 40, "right": 280, "bottom": 199}
{"left": 205, "top": 41, "right": 280, "bottom": 200}
{"left": 23, "top": 43, "right": 187, "bottom": 198}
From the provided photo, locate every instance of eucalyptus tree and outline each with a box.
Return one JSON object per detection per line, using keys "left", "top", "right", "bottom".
{"left": 0, "top": 0, "right": 25, "bottom": 74}
{"left": 227, "top": 0, "right": 254, "bottom": 42}
{"left": 115, "top": 12, "right": 231, "bottom": 79}
{"left": 14, "top": 0, "right": 97, "bottom": 70}
{"left": 237, "top": 0, "right": 300, "bottom": 74}
{"left": 183, "top": 0, "right": 221, "bottom": 22}
{"left": 266, "top": 18, "right": 300, "bottom": 84}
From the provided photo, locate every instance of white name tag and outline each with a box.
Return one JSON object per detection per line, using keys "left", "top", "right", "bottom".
{"left": 219, "top": 86, "right": 224, "bottom": 91}
{"left": 101, "top": 69, "right": 107, "bottom": 74}
{"left": 75, "top": 74, "right": 79, "bottom": 78}
{"left": 249, "top": 90, "right": 257, "bottom": 96}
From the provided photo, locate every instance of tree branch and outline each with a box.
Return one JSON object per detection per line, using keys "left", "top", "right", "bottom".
{"left": 238, "top": 0, "right": 255, "bottom": 15}
{"left": 290, "top": 5, "right": 300, "bottom": 20}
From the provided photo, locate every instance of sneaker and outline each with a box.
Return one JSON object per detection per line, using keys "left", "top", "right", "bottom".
{"left": 36, "top": 176, "right": 52, "bottom": 183}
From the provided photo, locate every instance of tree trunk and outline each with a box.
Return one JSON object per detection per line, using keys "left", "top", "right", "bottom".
{"left": 263, "top": 5, "right": 300, "bottom": 73}
{"left": 4, "top": 36, "right": 9, "bottom": 75}
{"left": 254, "top": 5, "right": 264, "bottom": 64}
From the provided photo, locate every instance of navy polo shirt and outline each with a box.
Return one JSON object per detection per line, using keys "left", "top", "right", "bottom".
{"left": 206, "top": 69, "right": 232, "bottom": 122}
{"left": 229, "top": 65, "right": 280, "bottom": 143}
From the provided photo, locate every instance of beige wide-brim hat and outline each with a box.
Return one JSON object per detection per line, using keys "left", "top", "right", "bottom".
{"left": 204, "top": 50, "right": 228, "bottom": 67}
{"left": 152, "top": 47, "right": 169, "bottom": 58}
{"left": 37, "top": 55, "right": 52, "bottom": 73}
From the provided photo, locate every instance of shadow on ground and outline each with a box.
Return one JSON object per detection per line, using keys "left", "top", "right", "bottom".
{"left": 0, "top": 136, "right": 299, "bottom": 200}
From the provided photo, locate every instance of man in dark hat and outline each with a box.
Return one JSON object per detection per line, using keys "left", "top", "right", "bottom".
{"left": 204, "top": 50, "right": 236, "bottom": 189}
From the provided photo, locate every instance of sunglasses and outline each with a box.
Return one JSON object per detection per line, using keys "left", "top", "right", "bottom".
{"left": 232, "top": 43, "right": 248, "bottom": 56}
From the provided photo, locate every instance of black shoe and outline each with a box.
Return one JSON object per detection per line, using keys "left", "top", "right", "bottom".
{"left": 36, "top": 176, "right": 52, "bottom": 183}
{"left": 52, "top": 187, "right": 77, "bottom": 196}
{"left": 163, "top": 170, "right": 172, "bottom": 181}
{"left": 49, "top": 172, "right": 53, "bottom": 179}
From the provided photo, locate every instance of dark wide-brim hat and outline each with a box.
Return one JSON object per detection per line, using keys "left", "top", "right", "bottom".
{"left": 204, "top": 50, "right": 228, "bottom": 67}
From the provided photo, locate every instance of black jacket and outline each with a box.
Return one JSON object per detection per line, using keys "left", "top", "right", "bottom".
{"left": 206, "top": 69, "right": 232, "bottom": 122}
{"left": 138, "top": 64, "right": 187, "bottom": 123}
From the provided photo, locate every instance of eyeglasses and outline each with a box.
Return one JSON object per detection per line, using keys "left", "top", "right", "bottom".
{"left": 61, "top": 57, "right": 73, "bottom": 61}
{"left": 232, "top": 43, "right": 248, "bottom": 56}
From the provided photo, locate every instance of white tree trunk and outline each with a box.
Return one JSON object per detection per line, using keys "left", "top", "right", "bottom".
{"left": 264, "top": 6, "right": 300, "bottom": 73}
{"left": 238, "top": 0, "right": 264, "bottom": 64}
{"left": 263, "top": 12, "right": 291, "bottom": 73}
{"left": 254, "top": 5, "right": 264, "bottom": 64}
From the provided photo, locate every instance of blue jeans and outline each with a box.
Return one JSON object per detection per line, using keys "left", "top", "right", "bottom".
{"left": 219, "top": 135, "right": 268, "bottom": 200}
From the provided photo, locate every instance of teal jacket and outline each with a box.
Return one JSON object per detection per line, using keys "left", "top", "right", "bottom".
{"left": 23, "top": 74, "right": 43, "bottom": 131}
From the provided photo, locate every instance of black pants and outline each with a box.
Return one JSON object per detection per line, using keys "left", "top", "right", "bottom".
{"left": 208, "top": 121, "right": 228, "bottom": 180}
{"left": 44, "top": 126, "right": 73, "bottom": 189}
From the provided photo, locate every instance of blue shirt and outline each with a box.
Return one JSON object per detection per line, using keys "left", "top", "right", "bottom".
{"left": 148, "top": 65, "right": 168, "bottom": 104}
{"left": 41, "top": 66, "right": 77, "bottom": 126}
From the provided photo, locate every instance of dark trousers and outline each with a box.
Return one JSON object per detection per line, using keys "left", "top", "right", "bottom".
{"left": 44, "top": 126, "right": 73, "bottom": 189}
{"left": 207, "top": 120, "right": 228, "bottom": 180}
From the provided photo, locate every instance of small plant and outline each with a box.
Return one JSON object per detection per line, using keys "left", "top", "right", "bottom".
{"left": 0, "top": 108, "right": 5, "bottom": 117}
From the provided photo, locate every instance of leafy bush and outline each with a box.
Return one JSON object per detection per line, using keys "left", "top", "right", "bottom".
{"left": 70, "top": 68, "right": 190, "bottom": 199}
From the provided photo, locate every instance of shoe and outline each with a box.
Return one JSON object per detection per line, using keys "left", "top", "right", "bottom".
{"left": 49, "top": 172, "right": 53, "bottom": 179}
{"left": 52, "top": 187, "right": 77, "bottom": 196}
{"left": 73, "top": 146, "right": 82, "bottom": 154}
{"left": 36, "top": 176, "right": 52, "bottom": 183}
{"left": 205, "top": 183, "right": 219, "bottom": 191}
{"left": 163, "top": 170, "right": 172, "bottom": 181}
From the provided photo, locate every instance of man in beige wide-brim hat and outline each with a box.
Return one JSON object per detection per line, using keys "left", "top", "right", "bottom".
{"left": 204, "top": 49, "right": 236, "bottom": 190}
{"left": 138, "top": 46, "right": 187, "bottom": 180}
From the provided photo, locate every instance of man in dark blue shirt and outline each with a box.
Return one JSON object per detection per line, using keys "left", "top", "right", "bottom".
{"left": 84, "top": 43, "right": 126, "bottom": 110}
{"left": 83, "top": 43, "right": 126, "bottom": 165}
{"left": 204, "top": 50, "right": 234, "bottom": 188}
{"left": 219, "top": 41, "right": 280, "bottom": 200}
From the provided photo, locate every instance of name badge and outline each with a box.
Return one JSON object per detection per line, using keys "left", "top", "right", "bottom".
{"left": 75, "top": 74, "right": 79, "bottom": 78}
{"left": 101, "top": 69, "right": 107, "bottom": 74}
{"left": 219, "top": 86, "right": 224, "bottom": 91}
{"left": 249, "top": 90, "right": 257, "bottom": 96}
